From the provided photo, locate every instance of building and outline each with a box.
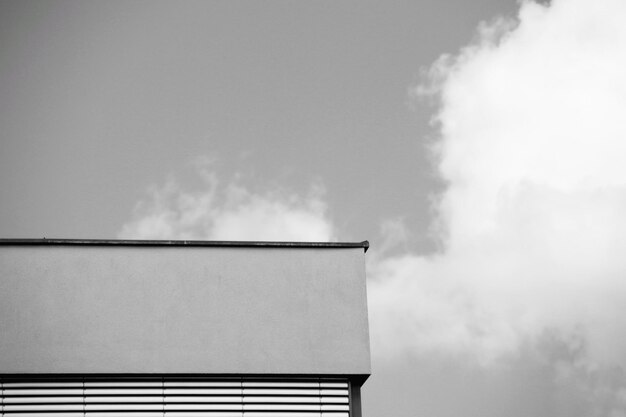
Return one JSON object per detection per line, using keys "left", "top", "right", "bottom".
{"left": 0, "top": 239, "right": 371, "bottom": 417}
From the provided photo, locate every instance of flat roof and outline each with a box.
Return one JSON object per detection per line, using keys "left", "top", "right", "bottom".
{"left": 0, "top": 238, "right": 369, "bottom": 252}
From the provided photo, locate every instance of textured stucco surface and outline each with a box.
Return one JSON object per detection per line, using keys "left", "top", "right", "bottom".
{"left": 0, "top": 244, "right": 370, "bottom": 375}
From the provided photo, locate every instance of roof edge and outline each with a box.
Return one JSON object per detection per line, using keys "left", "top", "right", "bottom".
{"left": 0, "top": 238, "right": 369, "bottom": 252}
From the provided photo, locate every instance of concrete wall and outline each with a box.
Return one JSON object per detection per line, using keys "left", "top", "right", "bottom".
{"left": 0, "top": 243, "right": 370, "bottom": 375}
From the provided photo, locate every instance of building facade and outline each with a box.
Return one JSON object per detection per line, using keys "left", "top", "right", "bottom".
{"left": 0, "top": 239, "right": 370, "bottom": 417}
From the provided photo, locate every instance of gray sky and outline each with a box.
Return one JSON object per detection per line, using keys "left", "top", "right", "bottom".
{"left": 0, "top": 0, "right": 517, "bottom": 250}
{"left": 4, "top": 1, "right": 626, "bottom": 416}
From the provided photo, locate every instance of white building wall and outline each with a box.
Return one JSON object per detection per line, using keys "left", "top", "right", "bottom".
{"left": 0, "top": 242, "right": 370, "bottom": 376}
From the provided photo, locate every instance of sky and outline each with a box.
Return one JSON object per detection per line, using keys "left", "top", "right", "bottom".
{"left": 2, "top": 0, "right": 626, "bottom": 416}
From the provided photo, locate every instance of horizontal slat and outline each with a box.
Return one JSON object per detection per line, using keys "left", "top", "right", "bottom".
{"left": 0, "top": 414, "right": 84, "bottom": 417}
{"left": 2, "top": 383, "right": 83, "bottom": 388}
{"left": 243, "top": 397, "right": 320, "bottom": 404}
{"left": 321, "top": 405, "right": 350, "bottom": 411}
{"left": 85, "top": 413, "right": 163, "bottom": 417}
{"left": 319, "top": 383, "right": 347, "bottom": 389}
{"left": 85, "top": 396, "right": 165, "bottom": 403}
{"left": 0, "top": 377, "right": 350, "bottom": 417}
{"left": 164, "top": 389, "right": 242, "bottom": 395}
{"left": 242, "top": 382, "right": 318, "bottom": 388}
{"left": 243, "top": 404, "right": 320, "bottom": 411}
{"left": 3, "top": 396, "right": 83, "bottom": 404}
{"left": 3, "top": 389, "right": 84, "bottom": 396}
{"left": 3, "top": 405, "right": 84, "bottom": 411}
{"left": 164, "top": 382, "right": 241, "bottom": 388}
{"left": 85, "top": 404, "right": 164, "bottom": 411}
{"left": 165, "top": 404, "right": 243, "bottom": 410}
{"left": 86, "top": 389, "right": 163, "bottom": 395}
{"left": 164, "top": 396, "right": 242, "bottom": 403}
{"left": 241, "top": 413, "right": 321, "bottom": 417}
{"left": 319, "top": 390, "right": 348, "bottom": 396}
{"left": 242, "top": 389, "right": 319, "bottom": 396}
{"left": 85, "top": 382, "right": 162, "bottom": 388}
{"left": 320, "top": 397, "right": 349, "bottom": 404}
{"left": 164, "top": 413, "right": 242, "bottom": 417}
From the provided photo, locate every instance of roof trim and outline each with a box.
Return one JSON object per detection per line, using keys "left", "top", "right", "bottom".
{"left": 0, "top": 238, "right": 369, "bottom": 252}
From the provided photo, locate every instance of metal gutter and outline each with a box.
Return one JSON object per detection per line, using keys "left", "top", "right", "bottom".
{"left": 0, "top": 238, "right": 369, "bottom": 252}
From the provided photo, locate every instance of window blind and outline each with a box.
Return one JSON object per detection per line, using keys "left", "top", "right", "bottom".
{"left": 0, "top": 377, "right": 350, "bottom": 417}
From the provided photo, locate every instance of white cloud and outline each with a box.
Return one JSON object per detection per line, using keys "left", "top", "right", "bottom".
{"left": 116, "top": 2, "right": 626, "bottom": 411}
{"left": 118, "top": 162, "right": 334, "bottom": 242}
{"left": 370, "top": 0, "right": 626, "bottom": 373}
